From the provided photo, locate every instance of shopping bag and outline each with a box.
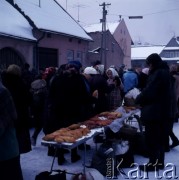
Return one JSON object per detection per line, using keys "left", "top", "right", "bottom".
{"left": 118, "top": 124, "right": 138, "bottom": 140}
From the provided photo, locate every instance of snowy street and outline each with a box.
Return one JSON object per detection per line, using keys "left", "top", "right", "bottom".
{"left": 21, "top": 122, "right": 179, "bottom": 180}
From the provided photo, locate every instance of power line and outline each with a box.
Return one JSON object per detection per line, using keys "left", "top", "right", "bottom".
{"left": 108, "top": 8, "right": 179, "bottom": 19}
{"left": 142, "top": 8, "right": 179, "bottom": 16}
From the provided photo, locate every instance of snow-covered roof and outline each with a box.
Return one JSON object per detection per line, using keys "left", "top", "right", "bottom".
{"left": 0, "top": 1, "right": 36, "bottom": 41}
{"left": 131, "top": 45, "right": 165, "bottom": 60}
{"left": 164, "top": 47, "right": 179, "bottom": 50}
{"left": 84, "top": 21, "right": 119, "bottom": 34}
{"left": 15, "top": 0, "right": 92, "bottom": 41}
{"left": 162, "top": 57, "right": 179, "bottom": 61}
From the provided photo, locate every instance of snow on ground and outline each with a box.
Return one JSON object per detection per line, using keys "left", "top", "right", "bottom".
{"left": 21, "top": 121, "right": 179, "bottom": 180}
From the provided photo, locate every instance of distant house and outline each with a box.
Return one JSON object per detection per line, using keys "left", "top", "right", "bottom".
{"left": 85, "top": 30, "right": 124, "bottom": 68}
{"left": 160, "top": 36, "right": 179, "bottom": 65}
{"left": 131, "top": 45, "right": 165, "bottom": 68}
{"left": 131, "top": 37, "right": 179, "bottom": 68}
{"left": 112, "top": 19, "right": 132, "bottom": 69}
{"left": 84, "top": 19, "right": 131, "bottom": 69}
{"left": 0, "top": 0, "right": 92, "bottom": 71}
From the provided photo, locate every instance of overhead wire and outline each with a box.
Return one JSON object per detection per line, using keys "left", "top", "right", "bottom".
{"left": 108, "top": 8, "right": 179, "bottom": 19}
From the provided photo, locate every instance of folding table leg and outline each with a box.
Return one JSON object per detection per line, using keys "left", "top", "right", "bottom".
{"left": 82, "top": 142, "right": 87, "bottom": 174}
{"left": 50, "top": 147, "right": 58, "bottom": 173}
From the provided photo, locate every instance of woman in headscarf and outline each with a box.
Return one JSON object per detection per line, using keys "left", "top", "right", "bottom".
{"left": 106, "top": 67, "right": 124, "bottom": 110}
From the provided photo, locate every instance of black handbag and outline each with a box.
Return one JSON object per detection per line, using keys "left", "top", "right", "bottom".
{"left": 35, "top": 170, "right": 66, "bottom": 180}
{"left": 118, "top": 114, "right": 142, "bottom": 141}
{"left": 118, "top": 124, "right": 138, "bottom": 140}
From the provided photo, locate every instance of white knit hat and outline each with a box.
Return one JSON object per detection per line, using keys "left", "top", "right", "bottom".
{"left": 84, "top": 67, "right": 98, "bottom": 75}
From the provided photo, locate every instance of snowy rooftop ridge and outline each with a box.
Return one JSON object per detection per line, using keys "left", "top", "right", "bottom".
{"left": 0, "top": 0, "right": 36, "bottom": 41}
{"left": 84, "top": 21, "right": 120, "bottom": 34}
{"left": 14, "top": 0, "right": 92, "bottom": 41}
{"left": 0, "top": 0, "right": 92, "bottom": 41}
{"left": 131, "top": 45, "right": 165, "bottom": 59}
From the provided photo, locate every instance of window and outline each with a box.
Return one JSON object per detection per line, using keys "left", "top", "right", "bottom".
{"left": 67, "top": 50, "right": 74, "bottom": 62}
{"left": 176, "top": 51, "right": 179, "bottom": 57}
{"left": 47, "top": 33, "right": 51, "bottom": 38}
{"left": 165, "top": 52, "right": 169, "bottom": 58}
{"left": 170, "top": 52, "right": 174, "bottom": 58}
{"left": 69, "top": 38, "right": 73, "bottom": 42}
{"left": 76, "top": 51, "right": 82, "bottom": 62}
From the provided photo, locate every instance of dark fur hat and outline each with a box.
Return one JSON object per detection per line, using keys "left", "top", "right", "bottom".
{"left": 146, "top": 53, "right": 162, "bottom": 67}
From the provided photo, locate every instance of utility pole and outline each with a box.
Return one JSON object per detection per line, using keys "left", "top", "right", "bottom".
{"left": 99, "top": 2, "right": 111, "bottom": 68}
{"left": 39, "top": 0, "right": 41, "bottom": 7}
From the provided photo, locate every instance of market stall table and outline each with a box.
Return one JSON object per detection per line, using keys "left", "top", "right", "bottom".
{"left": 41, "top": 128, "right": 103, "bottom": 174}
{"left": 41, "top": 106, "right": 141, "bottom": 175}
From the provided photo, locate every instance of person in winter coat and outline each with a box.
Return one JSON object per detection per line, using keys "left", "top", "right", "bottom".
{"left": 44, "top": 61, "right": 95, "bottom": 164}
{"left": 170, "top": 64, "right": 179, "bottom": 121}
{"left": 122, "top": 68, "right": 138, "bottom": 94}
{"left": 135, "top": 53, "right": 172, "bottom": 172}
{"left": 106, "top": 67, "right": 124, "bottom": 110}
{"left": 30, "top": 77, "right": 48, "bottom": 146}
{"left": 167, "top": 64, "right": 179, "bottom": 149}
{"left": 0, "top": 80, "right": 23, "bottom": 180}
{"left": 87, "top": 70, "right": 114, "bottom": 114}
{"left": 2, "top": 64, "right": 32, "bottom": 154}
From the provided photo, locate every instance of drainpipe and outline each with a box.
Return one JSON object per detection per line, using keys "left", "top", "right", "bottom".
{"left": 34, "top": 32, "right": 45, "bottom": 73}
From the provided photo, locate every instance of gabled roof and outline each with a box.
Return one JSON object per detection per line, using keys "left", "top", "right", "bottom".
{"left": 131, "top": 45, "right": 165, "bottom": 60}
{"left": 84, "top": 19, "right": 132, "bottom": 43}
{"left": 14, "top": 0, "right": 92, "bottom": 41}
{"left": 163, "top": 36, "right": 179, "bottom": 50}
{"left": 84, "top": 21, "right": 120, "bottom": 34}
{"left": 0, "top": 0, "right": 36, "bottom": 41}
{"left": 84, "top": 22, "right": 120, "bottom": 34}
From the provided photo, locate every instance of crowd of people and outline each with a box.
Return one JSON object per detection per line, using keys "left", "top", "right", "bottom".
{"left": 0, "top": 54, "right": 179, "bottom": 179}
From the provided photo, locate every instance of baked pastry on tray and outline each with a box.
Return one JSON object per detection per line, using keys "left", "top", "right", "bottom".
{"left": 42, "top": 126, "right": 91, "bottom": 143}
{"left": 99, "top": 111, "right": 122, "bottom": 119}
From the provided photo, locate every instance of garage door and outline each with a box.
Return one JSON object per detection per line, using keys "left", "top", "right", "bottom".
{"left": 38, "top": 47, "right": 58, "bottom": 70}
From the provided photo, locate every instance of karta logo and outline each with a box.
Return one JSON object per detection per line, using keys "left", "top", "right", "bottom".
{"left": 106, "top": 158, "right": 178, "bottom": 179}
